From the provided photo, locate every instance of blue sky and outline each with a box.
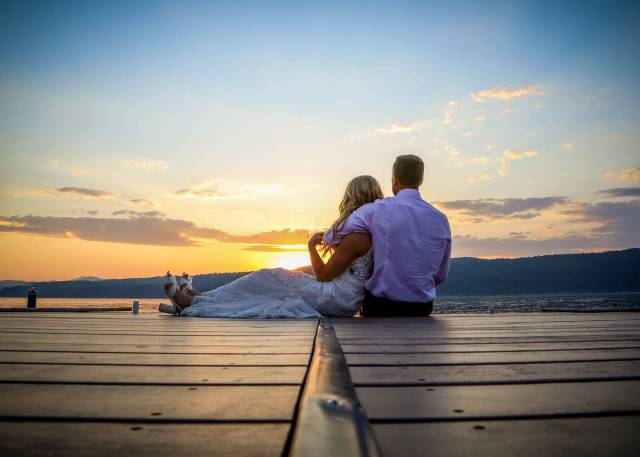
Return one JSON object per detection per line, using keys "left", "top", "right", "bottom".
{"left": 0, "top": 0, "right": 639, "bottom": 279}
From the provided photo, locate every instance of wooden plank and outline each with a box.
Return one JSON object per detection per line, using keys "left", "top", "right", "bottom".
{"left": 356, "top": 380, "right": 640, "bottom": 419}
{"left": 335, "top": 330, "right": 640, "bottom": 338}
{"left": 0, "top": 326, "right": 315, "bottom": 335}
{"left": 345, "top": 348, "right": 640, "bottom": 365}
{"left": 338, "top": 333, "right": 640, "bottom": 346}
{"left": 0, "top": 384, "right": 298, "bottom": 420}
{"left": 371, "top": 416, "right": 640, "bottom": 457}
{"left": 0, "top": 319, "right": 318, "bottom": 326}
{"left": 0, "top": 363, "right": 305, "bottom": 384}
{"left": 0, "top": 342, "right": 310, "bottom": 354}
{"left": 342, "top": 341, "right": 640, "bottom": 353}
{"left": 333, "top": 313, "right": 640, "bottom": 323}
{"left": 0, "top": 422, "right": 289, "bottom": 457}
{"left": 0, "top": 351, "right": 310, "bottom": 366}
{"left": 0, "top": 329, "right": 317, "bottom": 337}
{"left": 334, "top": 322, "right": 640, "bottom": 331}
{"left": 0, "top": 317, "right": 319, "bottom": 327}
{"left": 0, "top": 335, "right": 314, "bottom": 345}
{"left": 350, "top": 360, "right": 640, "bottom": 385}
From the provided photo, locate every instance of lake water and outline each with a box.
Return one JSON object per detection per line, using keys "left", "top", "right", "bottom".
{"left": 2, "top": 293, "right": 640, "bottom": 314}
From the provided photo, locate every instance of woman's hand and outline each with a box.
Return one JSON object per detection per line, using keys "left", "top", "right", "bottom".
{"left": 308, "top": 232, "right": 325, "bottom": 248}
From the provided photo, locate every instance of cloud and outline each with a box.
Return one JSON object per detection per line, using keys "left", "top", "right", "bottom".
{"left": 453, "top": 233, "right": 614, "bottom": 258}
{"left": 474, "top": 115, "right": 486, "bottom": 121}
{"left": 597, "top": 188, "right": 640, "bottom": 199}
{"left": 375, "top": 123, "right": 419, "bottom": 134}
{"left": 175, "top": 181, "right": 285, "bottom": 200}
{"left": 603, "top": 167, "right": 640, "bottom": 182}
{"left": 495, "top": 150, "right": 538, "bottom": 176}
{"left": 129, "top": 198, "right": 160, "bottom": 208}
{"left": 470, "top": 85, "right": 543, "bottom": 102}
{"left": 466, "top": 173, "right": 492, "bottom": 184}
{"left": 462, "top": 131, "right": 474, "bottom": 138}
{"left": 50, "top": 187, "right": 115, "bottom": 199}
{"left": 560, "top": 200, "right": 640, "bottom": 246}
{"left": 621, "top": 168, "right": 640, "bottom": 181}
{"left": 46, "top": 159, "right": 86, "bottom": 176}
{"left": 175, "top": 187, "right": 225, "bottom": 198}
{"left": 470, "top": 156, "right": 490, "bottom": 164}
{"left": 563, "top": 143, "right": 574, "bottom": 151}
{"left": 122, "top": 159, "right": 168, "bottom": 170}
{"left": 445, "top": 145, "right": 461, "bottom": 156}
{"left": 497, "top": 158, "right": 508, "bottom": 176}
{"left": 242, "top": 245, "right": 308, "bottom": 253}
{"left": 437, "top": 197, "right": 567, "bottom": 221}
{"left": 0, "top": 214, "right": 225, "bottom": 246}
{"left": 0, "top": 214, "right": 312, "bottom": 248}
{"left": 503, "top": 150, "right": 538, "bottom": 160}
{"left": 112, "top": 210, "right": 166, "bottom": 217}
{"left": 220, "top": 228, "right": 312, "bottom": 245}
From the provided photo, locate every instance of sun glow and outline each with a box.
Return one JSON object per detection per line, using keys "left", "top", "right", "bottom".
{"left": 272, "top": 251, "right": 311, "bottom": 270}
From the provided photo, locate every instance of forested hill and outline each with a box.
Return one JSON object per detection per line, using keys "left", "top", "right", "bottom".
{"left": 1, "top": 249, "right": 638, "bottom": 298}
{"left": 437, "top": 248, "right": 639, "bottom": 296}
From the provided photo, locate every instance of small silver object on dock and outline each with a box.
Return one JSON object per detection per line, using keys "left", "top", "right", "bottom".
{"left": 132, "top": 300, "right": 139, "bottom": 314}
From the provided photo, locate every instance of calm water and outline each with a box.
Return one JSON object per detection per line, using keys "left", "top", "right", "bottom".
{"left": 1, "top": 293, "right": 639, "bottom": 314}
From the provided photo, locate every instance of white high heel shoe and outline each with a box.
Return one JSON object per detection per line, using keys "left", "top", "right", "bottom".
{"left": 179, "top": 272, "right": 193, "bottom": 292}
{"left": 159, "top": 271, "right": 183, "bottom": 315}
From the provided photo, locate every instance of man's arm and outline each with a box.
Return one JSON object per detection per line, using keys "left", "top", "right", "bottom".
{"left": 434, "top": 238, "right": 451, "bottom": 286}
{"left": 326, "top": 202, "right": 376, "bottom": 244}
{"left": 309, "top": 232, "right": 372, "bottom": 282}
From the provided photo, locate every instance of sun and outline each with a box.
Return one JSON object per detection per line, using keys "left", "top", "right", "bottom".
{"left": 272, "top": 251, "right": 310, "bottom": 270}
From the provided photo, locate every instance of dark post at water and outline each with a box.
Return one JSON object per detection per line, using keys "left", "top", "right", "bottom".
{"left": 27, "top": 287, "right": 37, "bottom": 310}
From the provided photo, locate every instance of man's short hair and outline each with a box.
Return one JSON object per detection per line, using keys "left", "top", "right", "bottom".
{"left": 393, "top": 154, "right": 424, "bottom": 187}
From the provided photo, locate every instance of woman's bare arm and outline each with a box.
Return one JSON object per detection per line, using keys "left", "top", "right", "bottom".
{"left": 308, "top": 232, "right": 371, "bottom": 282}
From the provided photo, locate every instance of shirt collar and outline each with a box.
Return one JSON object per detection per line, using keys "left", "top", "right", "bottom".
{"left": 397, "top": 188, "right": 422, "bottom": 199}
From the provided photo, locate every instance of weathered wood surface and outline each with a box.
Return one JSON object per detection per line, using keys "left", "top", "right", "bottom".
{"left": 358, "top": 381, "right": 640, "bottom": 419}
{"left": 342, "top": 340, "right": 640, "bottom": 353}
{"left": 346, "top": 348, "right": 640, "bottom": 365}
{"left": 0, "top": 383, "right": 299, "bottom": 420}
{"left": 0, "top": 422, "right": 289, "bottom": 457}
{"left": 0, "top": 363, "right": 306, "bottom": 384}
{"left": 0, "top": 313, "right": 318, "bottom": 456}
{"left": 0, "top": 351, "right": 310, "bottom": 365}
{"left": 351, "top": 360, "right": 640, "bottom": 385}
{"left": 0, "top": 342, "right": 310, "bottom": 353}
{"left": 332, "top": 313, "right": 640, "bottom": 457}
{"left": 372, "top": 417, "right": 640, "bottom": 457}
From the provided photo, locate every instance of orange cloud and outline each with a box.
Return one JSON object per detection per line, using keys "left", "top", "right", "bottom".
{"left": 470, "top": 85, "right": 543, "bottom": 102}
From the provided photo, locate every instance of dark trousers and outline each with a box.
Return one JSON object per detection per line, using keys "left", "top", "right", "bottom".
{"left": 360, "top": 289, "right": 433, "bottom": 317}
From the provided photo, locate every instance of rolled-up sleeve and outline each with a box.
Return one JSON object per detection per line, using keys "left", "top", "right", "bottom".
{"left": 324, "top": 202, "right": 376, "bottom": 245}
{"left": 434, "top": 216, "right": 452, "bottom": 285}
{"left": 434, "top": 238, "right": 451, "bottom": 285}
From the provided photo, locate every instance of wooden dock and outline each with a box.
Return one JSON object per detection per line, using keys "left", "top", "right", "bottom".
{"left": 1, "top": 312, "right": 639, "bottom": 456}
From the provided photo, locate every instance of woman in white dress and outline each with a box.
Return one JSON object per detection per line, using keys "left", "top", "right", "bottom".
{"left": 160, "top": 175, "right": 383, "bottom": 318}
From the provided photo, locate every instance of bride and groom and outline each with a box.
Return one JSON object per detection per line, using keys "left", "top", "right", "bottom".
{"left": 160, "top": 154, "right": 452, "bottom": 318}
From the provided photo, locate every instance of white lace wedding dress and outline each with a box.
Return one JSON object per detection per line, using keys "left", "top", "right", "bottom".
{"left": 180, "top": 249, "right": 372, "bottom": 318}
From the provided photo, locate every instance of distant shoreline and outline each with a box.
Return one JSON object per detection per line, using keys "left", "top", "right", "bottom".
{"left": 1, "top": 249, "right": 638, "bottom": 298}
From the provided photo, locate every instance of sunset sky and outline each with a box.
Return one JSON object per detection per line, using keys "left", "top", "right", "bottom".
{"left": 1, "top": 1, "right": 639, "bottom": 281}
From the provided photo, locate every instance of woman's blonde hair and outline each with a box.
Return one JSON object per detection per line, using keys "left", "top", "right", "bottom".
{"left": 323, "top": 175, "right": 383, "bottom": 255}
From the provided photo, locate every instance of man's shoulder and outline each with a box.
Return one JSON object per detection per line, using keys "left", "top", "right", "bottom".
{"left": 421, "top": 200, "right": 448, "bottom": 220}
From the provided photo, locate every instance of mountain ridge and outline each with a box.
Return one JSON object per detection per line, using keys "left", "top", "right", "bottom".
{"left": 1, "top": 248, "right": 638, "bottom": 298}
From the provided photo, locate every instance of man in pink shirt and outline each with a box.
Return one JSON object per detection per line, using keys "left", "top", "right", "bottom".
{"left": 335, "top": 154, "right": 452, "bottom": 316}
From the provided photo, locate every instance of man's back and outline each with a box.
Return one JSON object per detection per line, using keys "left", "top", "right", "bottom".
{"left": 339, "top": 188, "right": 451, "bottom": 303}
